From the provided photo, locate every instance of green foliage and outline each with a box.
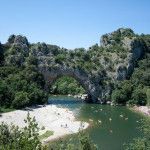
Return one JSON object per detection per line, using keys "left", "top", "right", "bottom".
{"left": 111, "top": 90, "right": 127, "bottom": 104}
{"left": 111, "top": 81, "right": 133, "bottom": 104}
{"left": 0, "top": 114, "right": 97, "bottom": 150}
{"left": 0, "top": 113, "right": 46, "bottom": 150}
{"left": 78, "top": 131, "right": 97, "bottom": 150}
{"left": 0, "top": 80, "right": 12, "bottom": 107}
{"left": 146, "top": 89, "right": 150, "bottom": 106}
{"left": 131, "top": 86, "right": 147, "bottom": 106}
{"left": 5, "top": 44, "right": 28, "bottom": 67}
{"left": 47, "top": 44, "right": 61, "bottom": 55}
{"left": 12, "top": 91, "right": 30, "bottom": 108}
{"left": 0, "top": 66, "right": 20, "bottom": 79}
{"left": 0, "top": 107, "right": 15, "bottom": 113}
{"left": 131, "top": 59, "right": 150, "bottom": 86}
{"left": 141, "top": 34, "right": 150, "bottom": 52}
{"left": 55, "top": 54, "right": 66, "bottom": 64}
{"left": 125, "top": 118, "right": 150, "bottom": 150}
{"left": 0, "top": 66, "right": 48, "bottom": 109}
{"left": 48, "top": 131, "right": 98, "bottom": 150}
{"left": 1, "top": 29, "right": 150, "bottom": 108}
{"left": 26, "top": 55, "right": 38, "bottom": 66}
{"left": 125, "top": 138, "right": 147, "bottom": 150}
{"left": 8, "top": 34, "right": 15, "bottom": 44}
{"left": 51, "top": 76, "right": 85, "bottom": 95}
{"left": 111, "top": 53, "right": 150, "bottom": 106}
{"left": 39, "top": 130, "right": 54, "bottom": 140}
{"left": 0, "top": 43, "right": 4, "bottom": 65}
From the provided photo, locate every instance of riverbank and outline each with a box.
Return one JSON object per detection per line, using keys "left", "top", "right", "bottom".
{"left": 0, "top": 105, "right": 89, "bottom": 143}
{"left": 133, "top": 106, "right": 150, "bottom": 117}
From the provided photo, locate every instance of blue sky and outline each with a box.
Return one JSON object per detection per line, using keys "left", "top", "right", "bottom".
{"left": 0, "top": 0, "right": 150, "bottom": 49}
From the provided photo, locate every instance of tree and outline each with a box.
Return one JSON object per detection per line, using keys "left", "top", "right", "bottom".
{"left": 0, "top": 113, "right": 46, "bottom": 150}
{"left": 125, "top": 118, "right": 150, "bottom": 150}
{"left": 131, "top": 86, "right": 147, "bottom": 106}
{"left": 146, "top": 89, "right": 150, "bottom": 106}
{"left": 55, "top": 54, "right": 66, "bottom": 64}
{"left": 0, "top": 80, "right": 12, "bottom": 107}
{"left": 0, "top": 43, "right": 4, "bottom": 65}
{"left": 111, "top": 90, "right": 127, "bottom": 104}
{"left": 12, "top": 91, "right": 29, "bottom": 108}
{"left": 51, "top": 76, "right": 85, "bottom": 95}
{"left": 111, "top": 80, "right": 133, "bottom": 104}
{"left": 48, "top": 131, "right": 98, "bottom": 150}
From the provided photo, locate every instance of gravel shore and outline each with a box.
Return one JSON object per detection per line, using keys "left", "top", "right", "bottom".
{"left": 0, "top": 105, "right": 89, "bottom": 143}
{"left": 133, "top": 106, "right": 150, "bottom": 116}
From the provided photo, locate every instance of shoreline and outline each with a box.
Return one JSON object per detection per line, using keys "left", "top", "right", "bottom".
{"left": 132, "top": 106, "right": 150, "bottom": 117}
{"left": 0, "top": 104, "right": 89, "bottom": 143}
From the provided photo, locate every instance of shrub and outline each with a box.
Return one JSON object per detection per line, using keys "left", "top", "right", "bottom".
{"left": 131, "top": 87, "right": 147, "bottom": 106}
{"left": 0, "top": 113, "right": 45, "bottom": 150}
{"left": 125, "top": 118, "right": 150, "bottom": 150}
{"left": 111, "top": 80, "right": 133, "bottom": 105}
{"left": 12, "top": 91, "right": 30, "bottom": 108}
{"left": 48, "top": 131, "right": 98, "bottom": 150}
{"left": 55, "top": 54, "right": 66, "bottom": 64}
{"left": 146, "top": 89, "right": 150, "bottom": 106}
{"left": 51, "top": 76, "right": 85, "bottom": 95}
{"left": 111, "top": 90, "right": 127, "bottom": 104}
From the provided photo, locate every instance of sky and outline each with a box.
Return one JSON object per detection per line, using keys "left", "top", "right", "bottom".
{"left": 0, "top": 0, "right": 150, "bottom": 49}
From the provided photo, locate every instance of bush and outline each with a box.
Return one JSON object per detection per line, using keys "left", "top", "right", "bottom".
{"left": 111, "top": 80, "right": 133, "bottom": 105}
{"left": 48, "top": 131, "right": 98, "bottom": 150}
{"left": 146, "top": 89, "right": 150, "bottom": 106}
{"left": 51, "top": 76, "right": 85, "bottom": 95}
{"left": 12, "top": 91, "right": 30, "bottom": 108}
{"left": 111, "top": 90, "right": 127, "bottom": 104}
{"left": 125, "top": 118, "right": 150, "bottom": 150}
{"left": 0, "top": 66, "right": 48, "bottom": 109}
{"left": 28, "top": 85, "right": 48, "bottom": 105}
{"left": 0, "top": 113, "right": 45, "bottom": 150}
{"left": 0, "top": 80, "right": 12, "bottom": 107}
{"left": 131, "top": 86, "right": 147, "bottom": 106}
{"left": 55, "top": 54, "right": 66, "bottom": 64}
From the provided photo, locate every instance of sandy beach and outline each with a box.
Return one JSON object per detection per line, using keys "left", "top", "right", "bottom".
{"left": 0, "top": 105, "right": 89, "bottom": 143}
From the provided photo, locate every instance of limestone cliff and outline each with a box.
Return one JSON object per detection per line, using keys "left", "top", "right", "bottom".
{"left": 1, "top": 28, "right": 147, "bottom": 103}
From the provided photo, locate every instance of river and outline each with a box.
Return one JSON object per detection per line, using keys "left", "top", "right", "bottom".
{"left": 49, "top": 96, "right": 144, "bottom": 150}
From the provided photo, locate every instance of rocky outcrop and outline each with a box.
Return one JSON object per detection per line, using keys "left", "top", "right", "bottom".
{"left": 116, "top": 37, "right": 145, "bottom": 80}
{"left": 100, "top": 28, "right": 145, "bottom": 81}
{"left": 38, "top": 65, "right": 101, "bottom": 103}
{"left": 123, "top": 37, "right": 145, "bottom": 60}
{"left": 7, "top": 35, "right": 29, "bottom": 46}
{"left": 116, "top": 65, "right": 127, "bottom": 80}
{"left": 5, "top": 35, "right": 29, "bottom": 66}
{"left": 100, "top": 28, "right": 135, "bottom": 48}
{"left": 2, "top": 28, "right": 148, "bottom": 103}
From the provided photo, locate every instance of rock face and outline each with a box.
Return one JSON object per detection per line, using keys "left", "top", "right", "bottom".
{"left": 5, "top": 35, "right": 29, "bottom": 66}
{"left": 100, "top": 28, "right": 145, "bottom": 81}
{"left": 38, "top": 66, "right": 101, "bottom": 103}
{"left": 3, "top": 28, "right": 147, "bottom": 103}
{"left": 123, "top": 37, "right": 145, "bottom": 60}
{"left": 7, "top": 35, "right": 29, "bottom": 46}
{"left": 116, "top": 37, "right": 145, "bottom": 80}
{"left": 100, "top": 28, "right": 135, "bottom": 48}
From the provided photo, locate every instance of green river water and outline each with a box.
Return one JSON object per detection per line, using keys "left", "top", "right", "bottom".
{"left": 48, "top": 96, "right": 144, "bottom": 150}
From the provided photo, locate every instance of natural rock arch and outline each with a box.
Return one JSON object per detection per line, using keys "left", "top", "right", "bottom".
{"left": 38, "top": 66, "right": 101, "bottom": 103}
{"left": 4, "top": 28, "right": 146, "bottom": 103}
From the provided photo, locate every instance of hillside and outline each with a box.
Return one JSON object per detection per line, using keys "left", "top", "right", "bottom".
{"left": 0, "top": 28, "right": 150, "bottom": 109}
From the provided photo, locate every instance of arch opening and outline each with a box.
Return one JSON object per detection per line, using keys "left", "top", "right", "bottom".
{"left": 48, "top": 75, "right": 92, "bottom": 102}
{"left": 40, "top": 67, "right": 99, "bottom": 103}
